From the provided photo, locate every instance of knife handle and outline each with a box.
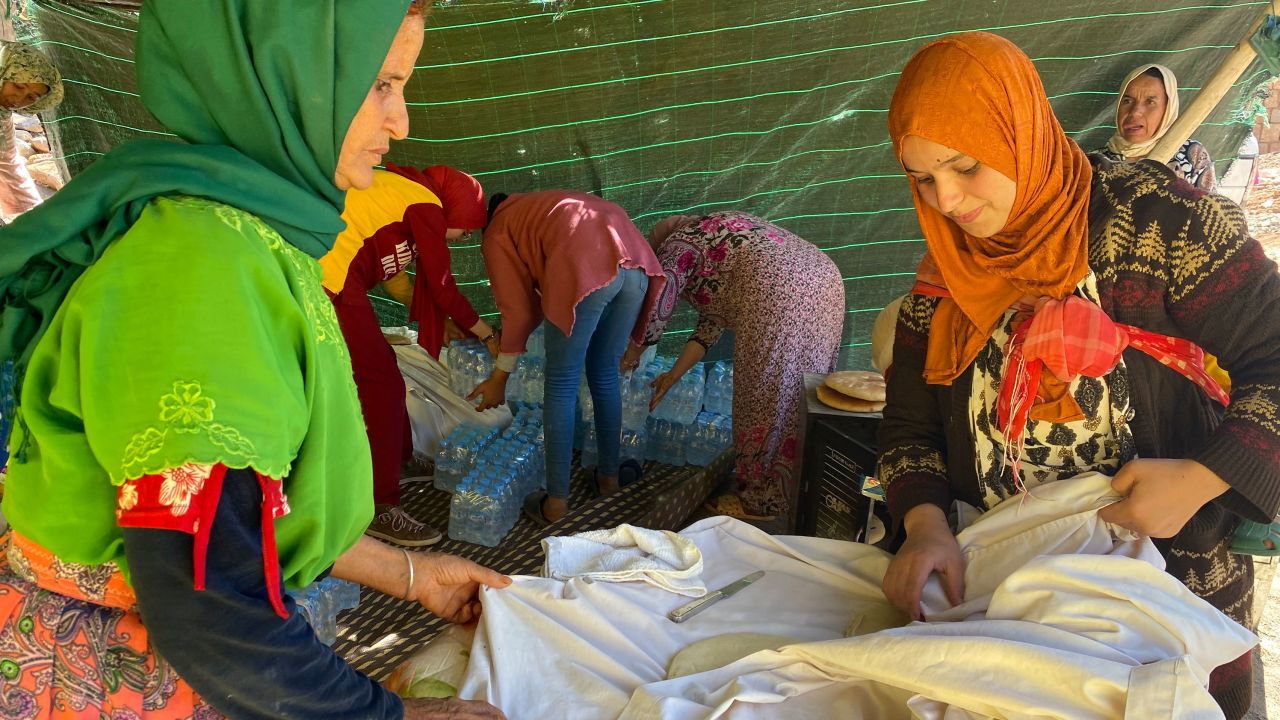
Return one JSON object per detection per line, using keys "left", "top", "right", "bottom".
{"left": 668, "top": 590, "right": 724, "bottom": 623}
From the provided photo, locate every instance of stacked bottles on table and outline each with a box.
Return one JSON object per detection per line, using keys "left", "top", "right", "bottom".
{"left": 294, "top": 577, "right": 362, "bottom": 646}
{"left": 703, "top": 360, "right": 734, "bottom": 417}
{"left": 446, "top": 407, "right": 546, "bottom": 547}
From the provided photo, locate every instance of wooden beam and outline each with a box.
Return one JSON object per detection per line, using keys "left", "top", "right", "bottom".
{"left": 1148, "top": 9, "right": 1270, "bottom": 162}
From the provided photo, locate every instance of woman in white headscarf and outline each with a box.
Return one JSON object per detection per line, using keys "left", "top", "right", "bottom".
{"left": 1097, "top": 63, "right": 1216, "bottom": 191}
{"left": 0, "top": 40, "right": 63, "bottom": 220}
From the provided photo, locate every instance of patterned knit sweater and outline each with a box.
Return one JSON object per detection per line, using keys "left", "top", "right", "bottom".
{"left": 879, "top": 154, "right": 1280, "bottom": 626}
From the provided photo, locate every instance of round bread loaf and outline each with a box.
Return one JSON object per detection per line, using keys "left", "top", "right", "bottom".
{"left": 816, "top": 384, "right": 885, "bottom": 413}
{"left": 823, "top": 370, "right": 886, "bottom": 402}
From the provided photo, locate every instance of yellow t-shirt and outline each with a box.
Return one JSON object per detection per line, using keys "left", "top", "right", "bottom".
{"left": 319, "top": 170, "right": 441, "bottom": 294}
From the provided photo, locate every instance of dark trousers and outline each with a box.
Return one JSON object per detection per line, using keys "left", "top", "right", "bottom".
{"left": 332, "top": 293, "right": 411, "bottom": 507}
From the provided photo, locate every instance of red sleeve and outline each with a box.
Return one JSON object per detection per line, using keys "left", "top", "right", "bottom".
{"left": 116, "top": 463, "right": 293, "bottom": 619}
{"left": 406, "top": 204, "right": 480, "bottom": 358}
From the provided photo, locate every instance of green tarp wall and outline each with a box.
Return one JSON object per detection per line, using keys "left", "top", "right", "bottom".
{"left": 18, "top": 0, "right": 1271, "bottom": 368}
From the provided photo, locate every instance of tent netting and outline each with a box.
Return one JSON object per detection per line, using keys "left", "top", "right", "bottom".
{"left": 17, "top": 0, "right": 1269, "bottom": 368}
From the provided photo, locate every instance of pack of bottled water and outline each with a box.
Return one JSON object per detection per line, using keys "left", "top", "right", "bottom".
{"left": 447, "top": 406, "right": 547, "bottom": 546}
{"left": 685, "top": 411, "right": 734, "bottom": 466}
{"left": 574, "top": 377, "right": 596, "bottom": 451}
{"left": 702, "top": 360, "right": 734, "bottom": 417}
{"left": 621, "top": 369, "right": 653, "bottom": 434}
{"left": 508, "top": 355, "right": 546, "bottom": 405}
{"left": 294, "top": 577, "right": 362, "bottom": 646}
{"left": 578, "top": 424, "right": 647, "bottom": 471}
{"left": 446, "top": 339, "right": 494, "bottom": 399}
{"left": 433, "top": 424, "right": 501, "bottom": 494}
{"left": 649, "top": 359, "right": 705, "bottom": 425}
{"left": 644, "top": 416, "right": 688, "bottom": 466}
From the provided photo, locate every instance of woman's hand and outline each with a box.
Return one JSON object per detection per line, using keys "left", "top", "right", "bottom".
{"left": 882, "top": 504, "right": 964, "bottom": 621}
{"left": 483, "top": 329, "right": 502, "bottom": 358}
{"left": 649, "top": 370, "right": 683, "bottom": 411}
{"left": 443, "top": 318, "right": 467, "bottom": 344}
{"left": 402, "top": 697, "right": 506, "bottom": 719}
{"left": 620, "top": 342, "right": 645, "bottom": 375}
{"left": 467, "top": 372, "right": 508, "bottom": 411}
{"left": 407, "top": 551, "right": 512, "bottom": 625}
{"left": 1098, "top": 458, "right": 1229, "bottom": 538}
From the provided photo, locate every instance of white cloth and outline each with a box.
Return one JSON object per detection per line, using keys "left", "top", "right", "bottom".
{"left": 458, "top": 473, "right": 1255, "bottom": 719}
{"left": 393, "top": 344, "right": 511, "bottom": 457}
{"left": 542, "top": 524, "right": 706, "bottom": 597}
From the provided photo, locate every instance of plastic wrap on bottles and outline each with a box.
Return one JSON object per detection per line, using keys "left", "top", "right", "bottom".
{"left": 294, "top": 577, "right": 361, "bottom": 646}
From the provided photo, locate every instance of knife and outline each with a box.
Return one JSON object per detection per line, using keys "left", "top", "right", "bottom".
{"left": 668, "top": 570, "right": 765, "bottom": 623}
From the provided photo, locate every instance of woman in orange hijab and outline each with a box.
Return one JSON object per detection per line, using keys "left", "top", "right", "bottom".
{"left": 878, "top": 32, "right": 1280, "bottom": 719}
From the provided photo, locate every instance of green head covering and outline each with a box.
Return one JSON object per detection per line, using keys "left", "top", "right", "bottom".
{"left": 0, "top": 40, "right": 63, "bottom": 115}
{"left": 0, "top": 0, "right": 411, "bottom": 380}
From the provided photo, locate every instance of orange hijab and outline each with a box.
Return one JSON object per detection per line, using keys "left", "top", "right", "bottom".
{"left": 887, "top": 32, "right": 1093, "bottom": 385}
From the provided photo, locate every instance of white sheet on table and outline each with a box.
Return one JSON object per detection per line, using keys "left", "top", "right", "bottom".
{"left": 542, "top": 524, "right": 707, "bottom": 597}
{"left": 458, "top": 473, "right": 1255, "bottom": 719}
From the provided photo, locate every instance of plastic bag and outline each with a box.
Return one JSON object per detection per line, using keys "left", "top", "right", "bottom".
{"left": 394, "top": 344, "right": 511, "bottom": 459}
{"left": 385, "top": 624, "right": 475, "bottom": 699}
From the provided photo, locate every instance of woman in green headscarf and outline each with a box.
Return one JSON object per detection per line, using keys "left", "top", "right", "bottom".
{"left": 0, "top": 2, "right": 508, "bottom": 718}
{"left": 0, "top": 39, "right": 62, "bottom": 220}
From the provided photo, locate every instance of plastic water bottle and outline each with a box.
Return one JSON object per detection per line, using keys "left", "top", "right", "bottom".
{"left": 581, "top": 424, "right": 599, "bottom": 469}
{"left": 294, "top": 577, "right": 361, "bottom": 646}
{"left": 621, "top": 428, "right": 646, "bottom": 464}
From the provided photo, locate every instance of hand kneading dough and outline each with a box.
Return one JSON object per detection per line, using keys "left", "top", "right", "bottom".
{"left": 823, "top": 370, "right": 887, "bottom": 401}
{"left": 666, "top": 633, "right": 800, "bottom": 679}
{"left": 816, "top": 384, "right": 885, "bottom": 413}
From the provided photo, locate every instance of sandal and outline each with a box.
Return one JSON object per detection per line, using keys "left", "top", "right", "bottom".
{"left": 523, "top": 491, "right": 554, "bottom": 528}
{"left": 703, "top": 493, "right": 777, "bottom": 522}
{"left": 1230, "top": 518, "right": 1280, "bottom": 556}
{"left": 619, "top": 458, "right": 644, "bottom": 489}
{"left": 589, "top": 459, "right": 645, "bottom": 497}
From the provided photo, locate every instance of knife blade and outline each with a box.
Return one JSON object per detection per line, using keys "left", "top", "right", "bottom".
{"left": 668, "top": 570, "right": 765, "bottom": 623}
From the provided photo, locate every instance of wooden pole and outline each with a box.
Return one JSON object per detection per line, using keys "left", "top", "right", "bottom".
{"left": 1147, "top": 9, "right": 1270, "bottom": 162}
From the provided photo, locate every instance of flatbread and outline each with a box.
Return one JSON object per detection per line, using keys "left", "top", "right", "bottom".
{"left": 824, "top": 370, "right": 886, "bottom": 401}
{"left": 667, "top": 633, "right": 799, "bottom": 679}
{"left": 816, "top": 384, "right": 885, "bottom": 413}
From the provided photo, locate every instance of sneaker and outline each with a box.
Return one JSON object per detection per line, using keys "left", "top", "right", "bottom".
{"left": 365, "top": 505, "right": 442, "bottom": 547}
{"left": 400, "top": 454, "right": 435, "bottom": 485}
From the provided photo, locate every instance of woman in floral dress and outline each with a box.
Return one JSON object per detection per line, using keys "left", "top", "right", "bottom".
{"left": 624, "top": 212, "right": 845, "bottom": 520}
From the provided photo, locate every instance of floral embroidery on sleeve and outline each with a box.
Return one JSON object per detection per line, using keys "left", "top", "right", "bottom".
{"left": 121, "top": 380, "right": 259, "bottom": 477}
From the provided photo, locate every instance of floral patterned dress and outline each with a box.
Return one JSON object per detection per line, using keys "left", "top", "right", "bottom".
{"left": 640, "top": 212, "right": 845, "bottom": 516}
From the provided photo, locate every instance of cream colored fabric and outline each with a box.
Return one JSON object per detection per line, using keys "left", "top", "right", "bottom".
{"left": 1104, "top": 64, "right": 1180, "bottom": 161}
{"left": 542, "top": 523, "right": 706, "bottom": 597}
{"left": 459, "top": 475, "right": 1254, "bottom": 719}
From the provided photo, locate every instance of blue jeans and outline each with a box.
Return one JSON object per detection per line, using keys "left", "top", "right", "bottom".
{"left": 543, "top": 267, "right": 649, "bottom": 499}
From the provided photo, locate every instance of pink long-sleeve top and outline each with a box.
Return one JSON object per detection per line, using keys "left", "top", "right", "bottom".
{"left": 482, "top": 191, "right": 664, "bottom": 355}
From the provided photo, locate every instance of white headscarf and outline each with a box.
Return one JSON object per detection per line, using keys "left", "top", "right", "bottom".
{"left": 1104, "top": 63, "right": 1179, "bottom": 160}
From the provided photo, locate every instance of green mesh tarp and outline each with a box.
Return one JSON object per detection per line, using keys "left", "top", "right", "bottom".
{"left": 20, "top": 0, "right": 1269, "bottom": 368}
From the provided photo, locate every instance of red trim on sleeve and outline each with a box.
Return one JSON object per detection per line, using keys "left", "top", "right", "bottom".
{"left": 116, "top": 463, "right": 293, "bottom": 620}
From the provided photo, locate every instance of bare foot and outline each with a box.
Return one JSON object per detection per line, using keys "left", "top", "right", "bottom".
{"left": 596, "top": 473, "right": 620, "bottom": 497}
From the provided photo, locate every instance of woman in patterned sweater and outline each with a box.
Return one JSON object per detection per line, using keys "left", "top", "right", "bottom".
{"left": 877, "top": 33, "right": 1280, "bottom": 719}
